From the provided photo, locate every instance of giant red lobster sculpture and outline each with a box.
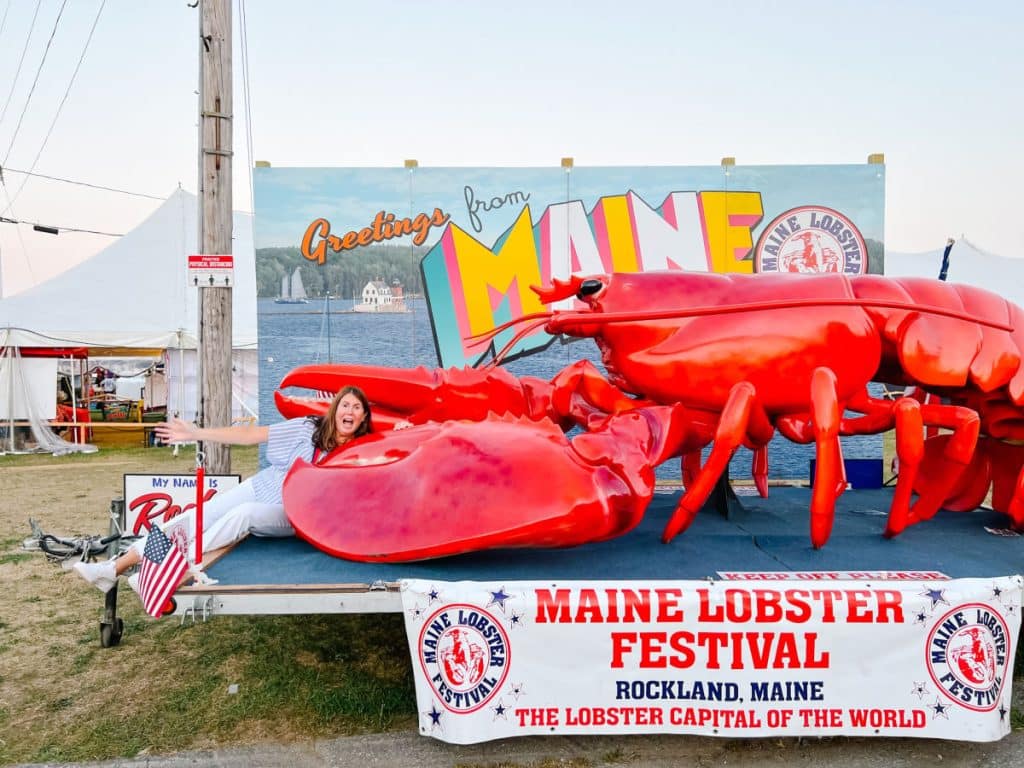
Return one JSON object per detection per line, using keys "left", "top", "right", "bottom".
{"left": 278, "top": 271, "right": 1024, "bottom": 562}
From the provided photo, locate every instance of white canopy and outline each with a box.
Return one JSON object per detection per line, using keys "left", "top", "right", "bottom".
{"left": 0, "top": 189, "right": 259, "bottom": 425}
{"left": 885, "top": 238, "right": 1024, "bottom": 307}
{"left": 0, "top": 188, "right": 257, "bottom": 350}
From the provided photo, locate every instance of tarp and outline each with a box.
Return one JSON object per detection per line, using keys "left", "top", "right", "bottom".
{"left": 0, "top": 188, "right": 257, "bottom": 350}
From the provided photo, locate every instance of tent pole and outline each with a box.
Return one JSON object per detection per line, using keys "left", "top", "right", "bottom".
{"left": 3, "top": 346, "right": 13, "bottom": 453}
{"left": 69, "top": 354, "right": 79, "bottom": 444}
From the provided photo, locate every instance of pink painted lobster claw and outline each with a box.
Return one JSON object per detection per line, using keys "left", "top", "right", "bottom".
{"left": 283, "top": 405, "right": 691, "bottom": 562}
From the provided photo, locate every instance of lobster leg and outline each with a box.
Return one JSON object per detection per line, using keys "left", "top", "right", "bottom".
{"left": 751, "top": 445, "right": 769, "bottom": 498}
{"left": 677, "top": 442, "right": 767, "bottom": 501}
{"left": 549, "top": 359, "right": 654, "bottom": 425}
{"left": 886, "top": 398, "right": 925, "bottom": 537}
{"left": 681, "top": 450, "right": 702, "bottom": 491}
{"left": 808, "top": 367, "right": 846, "bottom": 548}
{"left": 885, "top": 400, "right": 980, "bottom": 536}
{"left": 662, "top": 382, "right": 772, "bottom": 542}
{"left": 1006, "top": 463, "right": 1024, "bottom": 529}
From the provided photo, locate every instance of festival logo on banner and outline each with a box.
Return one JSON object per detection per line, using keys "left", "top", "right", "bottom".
{"left": 418, "top": 602, "right": 510, "bottom": 714}
{"left": 754, "top": 206, "right": 867, "bottom": 275}
{"left": 926, "top": 603, "right": 1011, "bottom": 712}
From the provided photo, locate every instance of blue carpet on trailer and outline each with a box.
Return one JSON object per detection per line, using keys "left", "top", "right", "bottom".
{"left": 203, "top": 487, "right": 1023, "bottom": 585}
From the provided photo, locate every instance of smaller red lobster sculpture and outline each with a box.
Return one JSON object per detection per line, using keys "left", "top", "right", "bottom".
{"left": 278, "top": 271, "right": 1024, "bottom": 562}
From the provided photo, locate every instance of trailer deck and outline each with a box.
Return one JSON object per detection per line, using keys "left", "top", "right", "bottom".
{"left": 168, "top": 486, "right": 1023, "bottom": 619}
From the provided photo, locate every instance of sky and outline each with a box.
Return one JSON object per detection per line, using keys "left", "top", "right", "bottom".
{"left": 0, "top": 0, "right": 1021, "bottom": 297}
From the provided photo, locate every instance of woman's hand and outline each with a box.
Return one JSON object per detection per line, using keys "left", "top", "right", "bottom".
{"left": 393, "top": 419, "right": 414, "bottom": 431}
{"left": 154, "top": 417, "right": 199, "bottom": 445}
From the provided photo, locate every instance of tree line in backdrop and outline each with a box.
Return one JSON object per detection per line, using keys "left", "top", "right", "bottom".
{"left": 256, "top": 244, "right": 426, "bottom": 299}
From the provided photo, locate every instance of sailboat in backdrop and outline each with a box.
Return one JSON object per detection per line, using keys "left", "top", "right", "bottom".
{"left": 275, "top": 267, "right": 309, "bottom": 304}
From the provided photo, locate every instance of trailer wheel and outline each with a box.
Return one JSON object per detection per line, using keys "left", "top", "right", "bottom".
{"left": 100, "top": 617, "right": 124, "bottom": 648}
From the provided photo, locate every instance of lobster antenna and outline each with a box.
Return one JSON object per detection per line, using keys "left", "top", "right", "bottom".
{"left": 465, "top": 310, "right": 555, "bottom": 346}
{"left": 543, "top": 298, "right": 1013, "bottom": 334}
{"left": 486, "top": 318, "right": 554, "bottom": 368}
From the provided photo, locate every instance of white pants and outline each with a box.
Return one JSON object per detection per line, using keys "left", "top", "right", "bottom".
{"left": 134, "top": 477, "right": 294, "bottom": 560}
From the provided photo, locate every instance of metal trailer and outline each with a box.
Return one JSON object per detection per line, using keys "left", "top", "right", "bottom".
{"left": 96, "top": 486, "right": 1024, "bottom": 645}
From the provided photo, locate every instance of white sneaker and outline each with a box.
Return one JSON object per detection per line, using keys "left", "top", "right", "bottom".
{"left": 189, "top": 564, "right": 219, "bottom": 586}
{"left": 73, "top": 560, "right": 117, "bottom": 593}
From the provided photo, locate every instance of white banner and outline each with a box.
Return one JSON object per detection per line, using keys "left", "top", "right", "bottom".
{"left": 401, "top": 577, "right": 1022, "bottom": 744}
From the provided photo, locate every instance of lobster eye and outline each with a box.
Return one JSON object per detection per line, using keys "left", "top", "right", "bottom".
{"left": 577, "top": 279, "right": 604, "bottom": 299}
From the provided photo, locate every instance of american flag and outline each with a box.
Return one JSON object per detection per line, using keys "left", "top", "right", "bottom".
{"left": 138, "top": 525, "right": 188, "bottom": 617}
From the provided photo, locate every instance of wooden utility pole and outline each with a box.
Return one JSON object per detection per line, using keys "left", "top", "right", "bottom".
{"left": 197, "top": 0, "right": 233, "bottom": 473}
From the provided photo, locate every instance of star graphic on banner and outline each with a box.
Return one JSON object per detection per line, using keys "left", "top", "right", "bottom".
{"left": 991, "top": 585, "right": 1003, "bottom": 601}
{"left": 427, "top": 586, "right": 442, "bottom": 605}
{"left": 407, "top": 603, "right": 425, "bottom": 622}
{"left": 930, "top": 699, "right": 949, "bottom": 720}
{"left": 913, "top": 610, "right": 930, "bottom": 626}
{"left": 487, "top": 586, "right": 513, "bottom": 612}
{"left": 510, "top": 682, "right": 526, "bottom": 700}
{"left": 492, "top": 699, "right": 508, "bottom": 720}
{"left": 509, "top": 610, "right": 525, "bottom": 628}
{"left": 910, "top": 682, "right": 929, "bottom": 699}
{"left": 424, "top": 703, "right": 444, "bottom": 731}
{"left": 1003, "top": 603, "right": 1018, "bottom": 617}
{"left": 921, "top": 587, "right": 949, "bottom": 610}
{"left": 999, "top": 702, "right": 1008, "bottom": 721}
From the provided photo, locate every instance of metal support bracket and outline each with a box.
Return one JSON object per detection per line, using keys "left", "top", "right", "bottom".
{"left": 181, "top": 595, "right": 218, "bottom": 625}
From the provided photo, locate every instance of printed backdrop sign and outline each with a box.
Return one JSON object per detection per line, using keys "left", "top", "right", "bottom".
{"left": 401, "top": 577, "right": 1021, "bottom": 744}
{"left": 253, "top": 163, "right": 884, "bottom": 369}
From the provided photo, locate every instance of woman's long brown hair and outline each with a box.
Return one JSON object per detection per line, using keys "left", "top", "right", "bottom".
{"left": 311, "top": 385, "right": 373, "bottom": 452}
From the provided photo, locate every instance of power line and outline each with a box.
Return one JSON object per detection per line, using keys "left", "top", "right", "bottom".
{"left": 0, "top": 214, "right": 122, "bottom": 237}
{"left": 0, "top": 166, "right": 165, "bottom": 201}
{"left": 0, "top": 0, "right": 43, "bottom": 130}
{"left": 0, "top": 0, "right": 107, "bottom": 214}
{"left": 2, "top": 0, "right": 70, "bottom": 166}
{"left": 0, "top": 178, "right": 34, "bottom": 289}
{"left": 0, "top": 1, "right": 12, "bottom": 51}
{"left": 238, "top": 0, "right": 255, "bottom": 212}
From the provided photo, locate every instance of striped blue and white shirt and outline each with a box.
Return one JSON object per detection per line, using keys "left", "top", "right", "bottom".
{"left": 251, "top": 418, "right": 318, "bottom": 504}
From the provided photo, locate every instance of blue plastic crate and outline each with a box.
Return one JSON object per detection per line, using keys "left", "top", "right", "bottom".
{"left": 808, "top": 458, "right": 884, "bottom": 489}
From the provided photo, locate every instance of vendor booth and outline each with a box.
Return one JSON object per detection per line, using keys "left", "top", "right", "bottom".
{"left": 0, "top": 189, "right": 258, "bottom": 453}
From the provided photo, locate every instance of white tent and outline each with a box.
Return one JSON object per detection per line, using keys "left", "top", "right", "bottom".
{"left": 886, "top": 238, "right": 1024, "bottom": 307}
{"left": 0, "top": 188, "right": 258, "bottom": 423}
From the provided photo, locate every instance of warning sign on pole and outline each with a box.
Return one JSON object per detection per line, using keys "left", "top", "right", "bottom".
{"left": 188, "top": 254, "right": 234, "bottom": 288}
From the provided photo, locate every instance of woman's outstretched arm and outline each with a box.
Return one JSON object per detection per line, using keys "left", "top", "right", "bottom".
{"left": 155, "top": 417, "right": 270, "bottom": 446}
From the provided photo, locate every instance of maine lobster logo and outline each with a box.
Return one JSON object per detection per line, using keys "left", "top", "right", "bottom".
{"left": 926, "top": 603, "right": 1010, "bottom": 712}
{"left": 754, "top": 205, "right": 867, "bottom": 274}
{"left": 418, "top": 603, "right": 510, "bottom": 713}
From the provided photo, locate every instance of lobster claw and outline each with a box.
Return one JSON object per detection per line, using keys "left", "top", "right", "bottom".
{"left": 276, "top": 363, "right": 562, "bottom": 428}
{"left": 282, "top": 405, "right": 690, "bottom": 562}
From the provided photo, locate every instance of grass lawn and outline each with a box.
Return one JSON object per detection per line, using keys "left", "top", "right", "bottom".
{"left": 0, "top": 445, "right": 415, "bottom": 764}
